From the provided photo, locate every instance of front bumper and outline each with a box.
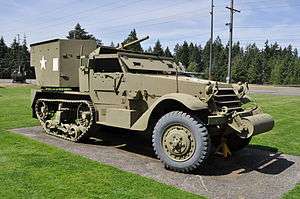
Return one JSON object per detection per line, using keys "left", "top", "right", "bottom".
{"left": 208, "top": 107, "right": 275, "bottom": 138}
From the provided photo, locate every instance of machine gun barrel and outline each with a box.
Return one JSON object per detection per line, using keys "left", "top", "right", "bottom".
{"left": 119, "top": 36, "right": 149, "bottom": 49}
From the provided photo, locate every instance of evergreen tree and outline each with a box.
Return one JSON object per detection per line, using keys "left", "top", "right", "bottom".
{"left": 189, "top": 44, "right": 203, "bottom": 72}
{"left": 172, "top": 37, "right": 300, "bottom": 84}
{"left": 67, "top": 23, "right": 95, "bottom": 40}
{"left": 153, "top": 40, "right": 164, "bottom": 56}
{"left": 122, "top": 29, "right": 143, "bottom": 52}
{"left": 20, "top": 35, "right": 30, "bottom": 76}
{"left": 271, "top": 59, "right": 284, "bottom": 84}
{"left": 67, "top": 23, "right": 101, "bottom": 45}
{"left": 146, "top": 46, "right": 153, "bottom": 53}
{"left": 0, "top": 36, "right": 8, "bottom": 78}
{"left": 244, "top": 44, "right": 264, "bottom": 84}
{"left": 164, "top": 47, "right": 173, "bottom": 57}
{"left": 0, "top": 37, "right": 8, "bottom": 59}
{"left": 187, "top": 62, "right": 198, "bottom": 72}
{"left": 212, "top": 37, "right": 227, "bottom": 81}
{"left": 177, "top": 41, "right": 190, "bottom": 67}
{"left": 174, "top": 43, "right": 182, "bottom": 63}
{"left": 202, "top": 39, "right": 212, "bottom": 78}
{"left": 8, "top": 38, "right": 19, "bottom": 69}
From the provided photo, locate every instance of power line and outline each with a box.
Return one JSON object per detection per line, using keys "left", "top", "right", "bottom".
{"left": 236, "top": 24, "right": 300, "bottom": 29}
{"left": 0, "top": 0, "right": 81, "bottom": 26}
{"left": 2, "top": 0, "right": 129, "bottom": 33}
{"left": 32, "top": 10, "right": 207, "bottom": 44}
{"left": 17, "top": 0, "right": 198, "bottom": 40}
{"left": 3, "top": 0, "right": 148, "bottom": 35}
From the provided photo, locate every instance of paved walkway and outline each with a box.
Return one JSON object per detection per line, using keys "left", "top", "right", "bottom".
{"left": 12, "top": 127, "right": 300, "bottom": 199}
{"left": 249, "top": 85, "right": 300, "bottom": 96}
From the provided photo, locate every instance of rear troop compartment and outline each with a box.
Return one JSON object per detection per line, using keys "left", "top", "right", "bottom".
{"left": 30, "top": 39, "right": 97, "bottom": 88}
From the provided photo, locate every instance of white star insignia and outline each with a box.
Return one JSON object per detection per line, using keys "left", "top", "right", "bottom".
{"left": 40, "top": 56, "right": 47, "bottom": 70}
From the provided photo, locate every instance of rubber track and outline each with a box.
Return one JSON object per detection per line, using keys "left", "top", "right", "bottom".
{"left": 35, "top": 98, "right": 95, "bottom": 142}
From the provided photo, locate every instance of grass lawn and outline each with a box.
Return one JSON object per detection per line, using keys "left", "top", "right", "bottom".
{"left": 248, "top": 94, "right": 300, "bottom": 198}
{"left": 0, "top": 86, "right": 202, "bottom": 199}
{"left": 250, "top": 94, "right": 300, "bottom": 156}
{"left": 0, "top": 86, "right": 299, "bottom": 198}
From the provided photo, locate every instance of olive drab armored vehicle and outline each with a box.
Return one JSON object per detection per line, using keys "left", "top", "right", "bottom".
{"left": 31, "top": 37, "right": 274, "bottom": 173}
{"left": 11, "top": 65, "right": 26, "bottom": 83}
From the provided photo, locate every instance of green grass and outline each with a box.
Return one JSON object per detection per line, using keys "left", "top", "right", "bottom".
{"left": 0, "top": 86, "right": 202, "bottom": 199}
{"left": 283, "top": 184, "right": 300, "bottom": 199}
{"left": 249, "top": 94, "right": 300, "bottom": 198}
{"left": 0, "top": 86, "right": 38, "bottom": 129}
{"left": 250, "top": 94, "right": 300, "bottom": 156}
{"left": 0, "top": 86, "right": 299, "bottom": 198}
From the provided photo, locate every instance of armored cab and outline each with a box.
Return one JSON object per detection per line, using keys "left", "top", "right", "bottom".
{"left": 31, "top": 37, "right": 274, "bottom": 173}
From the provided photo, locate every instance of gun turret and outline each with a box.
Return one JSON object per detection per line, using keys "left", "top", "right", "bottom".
{"left": 119, "top": 36, "right": 149, "bottom": 50}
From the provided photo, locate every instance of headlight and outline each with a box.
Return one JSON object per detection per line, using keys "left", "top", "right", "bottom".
{"left": 205, "top": 84, "right": 213, "bottom": 95}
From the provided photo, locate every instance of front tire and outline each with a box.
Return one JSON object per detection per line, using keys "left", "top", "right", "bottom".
{"left": 152, "top": 111, "right": 210, "bottom": 173}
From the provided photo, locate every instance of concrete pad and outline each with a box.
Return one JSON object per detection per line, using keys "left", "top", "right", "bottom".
{"left": 249, "top": 85, "right": 300, "bottom": 96}
{"left": 12, "top": 127, "right": 300, "bottom": 199}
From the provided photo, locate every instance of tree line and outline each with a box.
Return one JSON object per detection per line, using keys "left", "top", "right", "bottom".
{"left": 0, "top": 23, "right": 299, "bottom": 85}
{"left": 0, "top": 36, "right": 32, "bottom": 78}
{"left": 122, "top": 29, "right": 300, "bottom": 85}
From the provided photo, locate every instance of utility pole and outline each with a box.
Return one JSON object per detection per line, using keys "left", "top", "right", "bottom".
{"left": 226, "top": 0, "right": 240, "bottom": 83}
{"left": 209, "top": 0, "right": 214, "bottom": 80}
{"left": 17, "top": 34, "right": 21, "bottom": 70}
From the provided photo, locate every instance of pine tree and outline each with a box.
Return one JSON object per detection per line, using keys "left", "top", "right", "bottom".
{"left": 20, "top": 35, "right": 30, "bottom": 76}
{"left": 0, "top": 36, "right": 8, "bottom": 77}
{"left": 0, "top": 37, "right": 8, "bottom": 59}
{"left": 179, "top": 41, "right": 190, "bottom": 67}
{"left": 146, "top": 46, "right": 153, "bottom": 53}
{"left": 232, "top": 54, "right": 248, "bottom": 82}
{"left": 122, "top": 29, "right": 143, "bottom": 52}
{"left": 202, "top": 39, "right": 211, "bottom": 78}
{"left": 164, "top": 47, "right": 172, "bottom": 57}
{"left": 67, "top": 23, "right": 101, "bottom": 45}
{"left": 174, "top": 43, "right": 182, "bottom": 63}
{"left": 187, "top": 62, "right": 198, "bottom": 72}
{"left": 189, "top": 44, "right": 203, "bottom": 72}
{"left": 67, "top": 23, "right": 95, "bottom": 40}
{"left": 9, "top": 37, "right": 19, "bottom": 69}
{"left": 153, "top": 40, "right": 164, "bottom": 56}
{"left": 212, "top": 37, "right": 227, "bottom": 81}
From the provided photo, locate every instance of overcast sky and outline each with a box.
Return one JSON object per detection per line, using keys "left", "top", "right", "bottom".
{"left": 0, "top": 0, "right": 299, "bottom": 51}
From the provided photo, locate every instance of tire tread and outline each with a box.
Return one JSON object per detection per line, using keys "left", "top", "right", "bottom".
{"left": 152, "top": 111, "right": 210, "bottom": 173}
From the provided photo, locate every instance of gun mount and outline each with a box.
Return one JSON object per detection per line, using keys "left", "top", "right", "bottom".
{"left": 119, "top": 36, "right": 149, "bottom": 50}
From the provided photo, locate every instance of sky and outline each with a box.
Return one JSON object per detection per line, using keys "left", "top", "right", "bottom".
{"left": 0, "top": 0, "right": 300, "bottom": 51}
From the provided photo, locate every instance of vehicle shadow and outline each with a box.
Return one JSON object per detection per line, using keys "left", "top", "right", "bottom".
{"left": 85, "top": 126, "right": 295, "bottom": 176}
{"left": 195, "top": 146, "right": 294, "bottom": 176}
{"left": 85, "top": 126, "right": 156, "bottom": 158}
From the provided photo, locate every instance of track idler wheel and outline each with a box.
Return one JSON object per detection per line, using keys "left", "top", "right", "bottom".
{"left": 68, "top": 124, "right": 81, "bottom": 141}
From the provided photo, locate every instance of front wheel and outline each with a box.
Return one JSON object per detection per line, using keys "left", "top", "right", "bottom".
{"left": 152, "top": 111, "right": 211, "bottom": 173}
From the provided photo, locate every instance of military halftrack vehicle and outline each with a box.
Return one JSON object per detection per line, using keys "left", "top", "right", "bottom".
{"left": 11, "top": 65, "right": 26, "bottom": 83}
{"left": 30, "top": 37, "right": 274, "bottom": 172}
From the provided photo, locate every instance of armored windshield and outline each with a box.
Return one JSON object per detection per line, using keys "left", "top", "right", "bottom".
{"left": 119, "top": 53, "right": 180, "bottom": 73}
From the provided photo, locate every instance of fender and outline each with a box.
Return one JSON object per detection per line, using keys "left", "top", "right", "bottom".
{"left": 131, "top": 93, "right": 208, "bottom": 131}
{"left": 31, "top": 89, "right": 91, "bottom": 118}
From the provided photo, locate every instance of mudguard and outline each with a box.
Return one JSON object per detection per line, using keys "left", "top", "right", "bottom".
{"left": 131, "top": 93, "right": 208, "bottom": 131}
